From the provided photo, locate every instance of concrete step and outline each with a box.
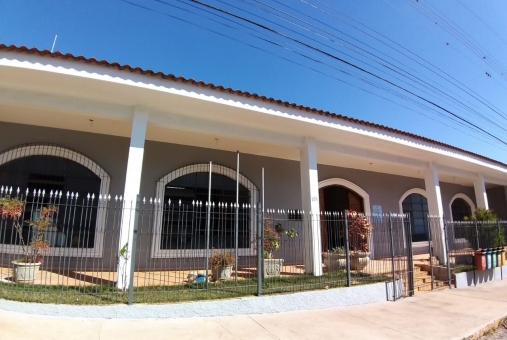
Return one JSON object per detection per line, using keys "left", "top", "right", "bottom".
{"left": 414, "top": 277, "right": 434, "bottom": 285}
{"left": 415, "top": 280, "right": 446, "bottom": 292}
{"left": 414, "top": 270, "right": 430, "bottom": 277}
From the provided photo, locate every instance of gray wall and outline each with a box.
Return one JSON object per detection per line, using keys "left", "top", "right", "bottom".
{"left": 1, "top": 122, "right": 506, "bottom": 269}
{"left": 487, "top": 186, "right": 507, "bottom": 220}
{"left": 140, "top": 140, "right": 302, "bottom": 209}
{"left": 0, "top": 122, "right": 130, "bottom": 195}
{"left": 318, "top": 164, "right": 425, "bottom": 214}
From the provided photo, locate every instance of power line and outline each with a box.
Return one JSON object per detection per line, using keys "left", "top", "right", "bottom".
{"left": 118, "top": 0, "right": 507, "bottom": 151}
{"left": 404, "top": 0, "right": 507, "bottom": 80}
{"left": 380, "top": 0, "right": 507, "bottom": 94}
{"left": 185, "top": 0, "right": 507, "bottom": 147}
{"left": 236, "top": 0, "right": 507, "bottom": 132}
{"left": 456, "top": 0, "right": 507, "bottom": 49}
{"left": 304, "top": 0, "right": 507, "bottom": 122}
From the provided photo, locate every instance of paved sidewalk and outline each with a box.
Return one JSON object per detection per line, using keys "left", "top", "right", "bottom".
{"left": 1, "top": 280, "right": 506, "bottom": 340}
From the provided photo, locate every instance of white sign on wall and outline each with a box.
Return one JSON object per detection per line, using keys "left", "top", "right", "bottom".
{"left": 372, "top": 205, "right": 382, "bottom": 222}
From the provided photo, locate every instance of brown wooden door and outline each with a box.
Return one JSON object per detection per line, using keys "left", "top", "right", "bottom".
{"left": 348, "top": 190, "right": 364, "bottom": 213}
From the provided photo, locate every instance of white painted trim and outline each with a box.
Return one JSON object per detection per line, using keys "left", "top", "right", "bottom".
{"left": 448, "top": 193, "right": 476, "bottom": 222}
{"left": 318, "top": 178, "right": 371, "bottom": 215}
{"left": 0, "top": 144, "right": 110, "bottom": 258}
{"left": 398, "top": 188, "right": 427, "bottom": 215}
{"left": 152, "top": 163, "right": 258, "bottom": 258}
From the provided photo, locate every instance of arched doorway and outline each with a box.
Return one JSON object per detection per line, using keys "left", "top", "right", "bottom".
{"left": 153, "top": 163, "right": 259, "bottom": 258}
{"left": 400, "top": 190, "right": 429, "bottom": 243}
{"left": 318, "top": 179, "right": 369, "bottom": 252}
{"left": 320, "top": 185, "right": 364, "bottom": 213}
{"left": 0, "top": 144, "right": 110, "bottom": 256}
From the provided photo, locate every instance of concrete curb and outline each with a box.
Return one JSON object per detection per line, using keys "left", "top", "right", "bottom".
{"left": 0, "top": 280, "right": 400, "bottom": 319}
{"left": 464, "top": 316, "right": 507, "bottom": 340}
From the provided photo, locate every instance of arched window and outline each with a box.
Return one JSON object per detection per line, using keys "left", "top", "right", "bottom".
{"left": 153, "top": 163, "right": 258, "bottom": 258}
{"left": 451, "top": 198, "right": 472, "bottom": 221}
{"left": 0, "top": 144, "right": 110, "bottom": 257}
{"left": 449, "top": 194, "right": 475, "bottom": 221}
{"left": 401, "top": 192, "right": 429, "bottom": 242}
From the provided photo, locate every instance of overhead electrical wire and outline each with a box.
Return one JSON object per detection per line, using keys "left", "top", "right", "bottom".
{"left": 232, "top": 0, "right": 507, "bottom": 132}
{"left": 404, "top": 0, "right": 507, "bottom": 80}
{"left": 303, "top": 0, "right": 507, "bottom": 122}
{"left": 379, "top": 0, "right": 507, "bottom": 94}
{"left": 118, "top": 0, "right": 507, "bottom": 151}
{"left": 171, "top": 0, "right": 503, "bottom": 137}
{"left": 418, "top": 0, "right": 507, "bottom": 76}
{"left": 183, "top": 0, "right": 507, "bottom": 147}
{"left": 456, "top": 0, "right": 507, "bottom": 49}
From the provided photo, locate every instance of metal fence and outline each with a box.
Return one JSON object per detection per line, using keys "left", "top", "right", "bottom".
{"left": 443, "top": 220, "right": 507, "bottom": 279}
{"left": 0, "top": 187, "right": 420, "bottom": 305}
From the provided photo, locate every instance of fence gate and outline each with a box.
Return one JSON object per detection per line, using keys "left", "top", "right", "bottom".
{"left": 388, "top": 214, "right": 414, "bottom": 299}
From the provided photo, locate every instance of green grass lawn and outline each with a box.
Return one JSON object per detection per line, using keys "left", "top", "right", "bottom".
{"left": 0, "top": 271, "right": 391, "bottom": 305}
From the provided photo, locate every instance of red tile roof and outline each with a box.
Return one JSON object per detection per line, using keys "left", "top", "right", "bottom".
{"left": 1, "top": 43, "right": 505, "bottom": 168}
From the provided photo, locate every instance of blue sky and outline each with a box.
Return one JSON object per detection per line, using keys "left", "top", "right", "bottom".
{"left": 1, "top": 0, "right": 506, "bottom": 162}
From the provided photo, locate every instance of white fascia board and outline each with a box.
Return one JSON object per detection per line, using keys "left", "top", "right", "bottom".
{"left": 317, "top": 141, "right": 428, "bottom": 169}
{"left": 1, "top": 52, "right": 506, "bottom": 175}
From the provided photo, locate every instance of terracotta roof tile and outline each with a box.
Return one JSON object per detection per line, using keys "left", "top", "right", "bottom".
{"left": 0, "top": 43, "right": 505, "bottom": 168}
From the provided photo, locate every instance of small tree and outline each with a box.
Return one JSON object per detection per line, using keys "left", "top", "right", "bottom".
{"left": 263, "top": 221, "right": 280, "bottom": 259}
{"left": 0, "top": 196, "right": 56, "bottom": 264}
{"left": 346, "top": 210, "right": 373, "bottom": 253}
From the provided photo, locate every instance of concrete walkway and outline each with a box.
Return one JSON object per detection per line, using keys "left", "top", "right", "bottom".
{"left": 1, "top": 280, "right": 506, "bottom": 340}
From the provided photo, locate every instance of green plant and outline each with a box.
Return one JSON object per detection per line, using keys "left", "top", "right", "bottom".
{"left": 263, "top": 222, "right": 280, "bottom": 259}
{"left": 346, "top": 210, "right": 373, "bottom": 253}
{"left": 209, "top": 250, "right": 235, "bottom": 269}
{"left": 494, "top": 228, "right": 505, "bottom": 247}
{"left": 328, "top": 246, "right": 346, "bottom": 254}
{"left": 262, "top": 221, "right": 299, "bottom": 259}
{"left": 0, "top": 196, "right": 56, "bottom": 264}
{"left": 117, "top": 243, "right": 129, "bottom": 264}
{"left": 464, "top": 208, "right": 498, "bottom": 221}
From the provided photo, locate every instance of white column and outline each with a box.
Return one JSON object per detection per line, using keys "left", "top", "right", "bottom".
{"left": 117, "top": 106, "right": 149, "bottom": 290}
{"left": 300, "top": 137, "right": 323, "bottom": 276}
{"left": 424, "top": 163, "right": 447, "bottom": 265}
{"left": 473, "top": 173, "right": 489, "bottom": 210}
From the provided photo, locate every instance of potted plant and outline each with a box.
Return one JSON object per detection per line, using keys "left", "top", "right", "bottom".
{"left": 323, "top": 246, "right": 347, "bottom": 271}
{"left": 262, "top": 221, "right": 298, "bottom": 278}
{"left": 263, "top": 221, "right": 283, "bottom": 278}
{"left": 0, "top": 196, "right": 56, "bottom": 282}
{"left": 347, "top": 210, "right": 372, "bottom": 270}
{"left": 209, "top": 249, "right": 235, "bottom": 281}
